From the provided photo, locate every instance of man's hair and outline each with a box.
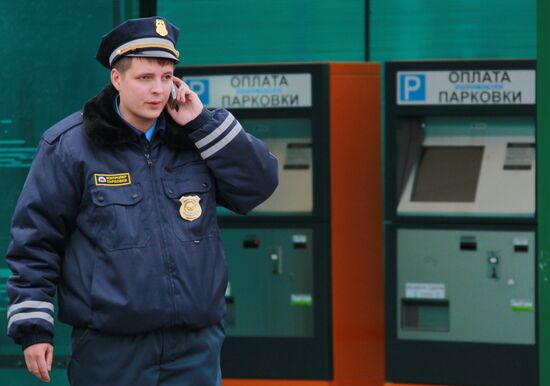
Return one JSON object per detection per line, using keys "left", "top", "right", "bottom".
{"left": 112, "top": 56, "right": 176, "bottom": 73}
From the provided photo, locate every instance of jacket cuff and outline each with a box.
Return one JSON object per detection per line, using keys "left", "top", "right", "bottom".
{"left": 21, "top": 332, "right": 53, "bottom": 350}
{"left": 182, "top": 108, "right": 214, "bottom": 133}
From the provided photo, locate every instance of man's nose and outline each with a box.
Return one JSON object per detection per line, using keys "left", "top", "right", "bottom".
{"left": 151, "top": 78, "right": 163, "bottom": 93}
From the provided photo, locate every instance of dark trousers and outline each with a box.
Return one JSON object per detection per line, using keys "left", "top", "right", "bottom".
{"left": 68, "top": 323, "right": 224, "bottom": 386}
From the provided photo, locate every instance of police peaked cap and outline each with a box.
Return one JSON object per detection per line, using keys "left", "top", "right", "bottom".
{"left": 96, "top": 16, "right": 180, "bottom": 68}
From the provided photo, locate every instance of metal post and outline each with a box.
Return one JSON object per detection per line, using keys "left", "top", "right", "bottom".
{"left": 538, "top": 0, "right": 550, "bottom": 385}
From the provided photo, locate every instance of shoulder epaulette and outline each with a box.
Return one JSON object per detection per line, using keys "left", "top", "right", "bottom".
{"left": 42, "top": 111, "right": 84, "bottom": 144}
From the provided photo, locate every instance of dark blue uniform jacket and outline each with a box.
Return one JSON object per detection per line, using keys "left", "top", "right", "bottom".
{"left": 5, "top": 84, "right": 278, "bottom": 349}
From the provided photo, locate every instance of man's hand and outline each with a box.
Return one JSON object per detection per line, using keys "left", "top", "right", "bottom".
{"left": 24, "top": 343, "right": 53, "bottom": 382}
{"left": 167, "top": 77, "right": 204, "bottom": 126}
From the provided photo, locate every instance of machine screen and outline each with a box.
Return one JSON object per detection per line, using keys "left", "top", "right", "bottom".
{"left": 412, "top": 146, "right": 484, "bottom": 202}
{"left": 218, "top": 118, "right": 313, "bottom": 215}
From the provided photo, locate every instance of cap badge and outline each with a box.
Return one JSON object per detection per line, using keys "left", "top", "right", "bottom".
{"left": 179, "top": 195, "right": 202, "bottom": 221}
{"left": 156, "top": 19, "right": 169, "bottom": 37}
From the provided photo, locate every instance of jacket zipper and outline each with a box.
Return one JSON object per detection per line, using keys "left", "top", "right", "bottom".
{"left": 144, "top": 141, "right": 178, "bottom": 326}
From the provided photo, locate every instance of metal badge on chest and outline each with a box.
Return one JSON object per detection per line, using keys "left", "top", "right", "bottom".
{"left": 179, "top": 195, "right": 202, "bottom": 221}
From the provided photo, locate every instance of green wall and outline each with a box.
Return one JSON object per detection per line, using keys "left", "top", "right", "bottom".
{"left": 0, "top": 3, "right": 116, "bottom": 259}
{"left": 0, "top": 2, "right": 117, "bottom": 383}
{"left": 157, "top": 0, "right": 365, "bottom": 64}
{"left": 0, "top": 0, "right": 117, "bottom": 266}
{"left": 158, "top": 0, "right": 535, "bottom": 65}
{"left": 371, "top": 0, "right": 536, "bottom": 61}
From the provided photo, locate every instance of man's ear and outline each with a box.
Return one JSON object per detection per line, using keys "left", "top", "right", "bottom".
{"left": 111, "top": 68, "right": 122, "bottom": 91}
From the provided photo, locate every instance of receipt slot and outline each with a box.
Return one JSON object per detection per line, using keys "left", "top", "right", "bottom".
{"left": 385, "top": 60, "right": 537, "bottom": 386}
{"left": 176, "top": 63, "right": 383, "bottom": 385}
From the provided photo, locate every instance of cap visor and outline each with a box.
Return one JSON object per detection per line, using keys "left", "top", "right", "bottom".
{"left": 126, "top": 50, "right": 179, "bottom": 63}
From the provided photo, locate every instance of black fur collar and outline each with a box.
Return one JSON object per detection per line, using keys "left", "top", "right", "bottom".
{"left": 83, "top": 84, "right": 193, "bottom": 149}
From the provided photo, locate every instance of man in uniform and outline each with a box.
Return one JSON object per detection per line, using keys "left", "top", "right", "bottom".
{"left": 5, "top": 16, "right": 278, "bottom": 385}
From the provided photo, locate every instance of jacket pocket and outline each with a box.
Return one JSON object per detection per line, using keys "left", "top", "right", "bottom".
{"left": 90, "top": 183, "right": 150, "bottom": 250}
{"left": 162, "top": 171, "right": 217, "bottom": 242}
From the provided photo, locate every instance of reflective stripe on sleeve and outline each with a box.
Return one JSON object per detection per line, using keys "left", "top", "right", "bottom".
{"left": 7, "top": 311, "right": 54, "bottom": 330}
{"left": 200, "top": 123, "right": 242, "bottom": 159}
{"left": 194, "top": 113, "right": 235, "bottom": 149}
{"left": 7, "top": 300, "right": 54, "bottom": 319}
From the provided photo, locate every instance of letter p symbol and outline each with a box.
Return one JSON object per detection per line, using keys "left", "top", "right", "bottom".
{"left": 400, "top": 74, "right": 426, "bottom": 101}
{"left": 187, "top": 79, "right": 210, "bottom": 105}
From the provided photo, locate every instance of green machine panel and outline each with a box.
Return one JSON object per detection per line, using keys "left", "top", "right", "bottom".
{"left": 397, "top": 228, "right": 535, "bottom": 344}
{"left": 222, "top": 228, "right": 314, "bottom": 337}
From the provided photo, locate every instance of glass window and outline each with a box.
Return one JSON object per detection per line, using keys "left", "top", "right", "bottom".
{"left": 412, "top": 146, "right": 484, "bottom": 203}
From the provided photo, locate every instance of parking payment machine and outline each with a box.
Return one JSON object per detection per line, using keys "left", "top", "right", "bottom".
{"left": 385, "top": 60, "right": 537, "bottom": 386}
{"left": 176, "top": 63, "right": 383, "bottom": 385}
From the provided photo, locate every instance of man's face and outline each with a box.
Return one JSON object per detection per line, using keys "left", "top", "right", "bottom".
{"left": 111, "top": 58, "right": 175, "bottom": 131}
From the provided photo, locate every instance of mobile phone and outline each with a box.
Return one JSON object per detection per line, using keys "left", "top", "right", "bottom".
{"left": 169, "top": 84, "right": 179, "bottom": 111}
